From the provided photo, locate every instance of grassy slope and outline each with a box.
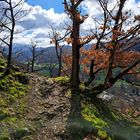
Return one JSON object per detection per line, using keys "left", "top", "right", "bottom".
{"left": 0, "top": 58, "right": 31, "bottom": 140}
{"left": 81, "top": 98, "right": 140, "bottom": 140}
{"left": 52, "top": 77, "right": 140, "bottom": 140}
{"left": 0, "top": 56, "right": 139, "bottom": 140}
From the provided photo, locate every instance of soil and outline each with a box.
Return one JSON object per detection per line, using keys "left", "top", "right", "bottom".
{"left": 24, "top": 74, "right": 72, "bottom": 140}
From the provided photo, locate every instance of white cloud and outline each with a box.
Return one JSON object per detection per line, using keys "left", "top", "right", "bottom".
{"left": 14, "top": 2, "right": 69, "bottom": 46}
{"left": 3, "top": 0, "right": 138, "bottom": 47}
{"left": 81, "top": 0, "right": 140, "bottom": 33}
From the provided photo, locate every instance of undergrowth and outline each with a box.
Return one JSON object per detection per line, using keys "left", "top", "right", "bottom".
{"left": 0, "top": 58, "right": 31, "bottom": 140}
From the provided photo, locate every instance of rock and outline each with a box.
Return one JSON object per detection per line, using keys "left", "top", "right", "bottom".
{"left": 130, "top": 99, "right": 134, "bottom": 102}
{"left": 46, "top": 79, "right": 54, "bottom": 85}
{"left": 11, "top": 128, "right": 30, "bottom": 140}
{"left": 11, "top": 65, "right": 20, "bottom": 72}
{"left": 98, "top": 93, "right": 114, "bottom": 101}
{"left": 0, "top": 66, "right": 4, "bottom": 72}
{"left": 16, "top": 74, "right": 29, "bottom": 84}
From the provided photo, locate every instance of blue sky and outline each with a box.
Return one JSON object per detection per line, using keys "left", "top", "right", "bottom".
{"left": 14, "top": 0, "right": 140, "bottom": 46}
{"left": 28, "top": 0, "right": 140, "bottom": 13}
{"left": 27, "top": 0, "right": 64, "bottom": 13}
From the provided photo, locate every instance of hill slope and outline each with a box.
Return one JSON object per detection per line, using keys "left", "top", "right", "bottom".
{"left": 0, "top": 57, "right": 140, "bottom": 140}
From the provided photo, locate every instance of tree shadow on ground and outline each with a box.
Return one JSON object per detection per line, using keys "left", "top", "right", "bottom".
{"left": 63, "top": 88, "right": 95, "bottom": 140}
{"left": 63, "top": 88, "right": 140, "bottom": 140}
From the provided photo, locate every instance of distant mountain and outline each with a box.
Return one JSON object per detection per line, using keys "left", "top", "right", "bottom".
{"left": 12, "top": 43, "right": 71, "bottom": 63}
{"left": 11, "top": 42, "right": 140, "bottom": 64}
{"left": 133, "top": 43, "right": 140, "bottom": 51}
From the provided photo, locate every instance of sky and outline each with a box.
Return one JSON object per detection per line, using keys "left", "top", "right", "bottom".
{"left": 28, "top": 0, "right": 140, "bottom": 13}
{"left": 27, "top": 0, "right": 64, "bottom": 13}
{"left": 2, "top": 0, "right": 140, "bottom": 47}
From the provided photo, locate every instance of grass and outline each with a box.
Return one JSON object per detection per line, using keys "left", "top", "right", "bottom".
{"left": 0, "top": 58, "right": 31, "bottom": 140}
{"left": 50, "top": 76, "right": 70, "bottom": 85}
{"left": 81, "top": 101, "right": 112, "bottom": 139}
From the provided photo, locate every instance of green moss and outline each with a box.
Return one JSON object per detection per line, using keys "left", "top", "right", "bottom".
{"left": 0, "top": 117, "right": 33, "bottom": 139}
{"left": 97, "top": 129, "right": 108, "bottom": 139}
{"left": 0, "top": 58, "right": 33, "bottom": 139}
{"left": 0, "top": 97, "right": 7, "bottom": 107}
{"left": 0, "top": 128, "right": 10, "bottom": 140}
{"left": 14, "top": 72, "right": 29, "bottom": 84}
{"left": 81, "top": 102, "right": 114, "bottom": 140}
{"left": 51, "top": 76, "right": 70, "bottom": 84}
{"left": 65, "top": 89, "right": 72, "bottom": 97}
{"left": 81, "top": 103, "right": 107, "bottom": 129}
{"left": 0, "top": 65, "right": 5, "bottom": 72}
{"left": 0, "top": 73, "right": 29, "bottom": 100}
{"left": 67, "top": 115, "right": 94, "bottom": 140}
{"left": 0, "top": 59, "right": 6, "bottom": 67}
{"left": 12, "top": 128, "right": 30, "bottom": 140}
{"left": 79, "top": 83, "right": 85, "bottom": 90}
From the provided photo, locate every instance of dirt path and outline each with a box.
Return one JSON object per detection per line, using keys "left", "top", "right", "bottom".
{"left": 25, "top": 74, "right": 71, "bottom": 140}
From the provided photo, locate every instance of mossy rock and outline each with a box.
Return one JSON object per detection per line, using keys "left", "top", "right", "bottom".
{"left": 81, "top": 103, "right": 107, "bottom": 129}
{"left": 52, "top": 76, "right": 70, "bottom": 84}
{"left": 0, "top": 59, "right": 6, "bottom": 66}
{"left": 0, "top": 113, "right": 9, "bottom": 121}
{"left": 14, "top": 72, "right": 29, "bottom": 85}
{"left": 11, "top": 65, "right": 20, "bottom": 72}
{"left": 97, "top": 129, "right": 108, "bottom": 139}
{"left": 0, "top": 66, "right": 5, "bottom": 72}
{"left": 0, "top": 129, "right": 10, "bottom": 140}
{"left": 11, "top": 128, "right": 30, "bottom": 140}
{"left": 67, "top": 116, "right": 94, "bottom": 140}
{"left": 0, "top": 137, "right": 9, "bottom": 140}
{"left": 0, "top": 58, "right": 6, "bottom": 73}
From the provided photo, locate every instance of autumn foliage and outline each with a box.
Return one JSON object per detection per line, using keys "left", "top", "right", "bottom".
{"left": 63, "top": 0, "right": 140, "bottom": 93}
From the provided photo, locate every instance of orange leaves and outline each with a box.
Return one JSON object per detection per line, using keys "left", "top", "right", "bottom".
{"left": 62, "top": 43, "right": 140, "bottom": 80}
{"left": 65, "top": 37, "right": 72, "bottom": 44}
{"left": 80, "top": 46, "right": 140, "bottom": 77}
{"left": 75, "top": 12, "right": 81, "bottom": 21}
{"left": 99, "top": 26, "right": 105, "bottom": 30}
{"left": 81, "top": 57, "right": 90, "bottom": 64}
{"left": 62, "top": 54, "right": 72, "bottom": 64}
{"left": 114, "top": 51, "right": 140, "bottom": 72}
{"left": 65, "top": 36, "right": 95, "bottom": 46}
{"left": 50, "top": 38, "right": 55, "bottom": 44}
{"left": 62, "top": 54, "right": 72, "bottom": 75}
{"left": 106, "top": 43, "right": 113, "bottom": 49}
{"left": 112, "top": 29, "right": 125, "bottom": 38}
{"left": 134, "top": 15, "right": 140, "bottom": 21}
{"left": 99, "top": 25, "right": 110, "bottom": 30}
{"left": 80, "top": 48, "right": 110, "bottom": 71}
{"left": 83, "top": 66, "right": 89, "bottom": 74}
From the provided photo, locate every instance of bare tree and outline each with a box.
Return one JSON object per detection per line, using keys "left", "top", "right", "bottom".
{"left": 0, "top": 0, "right": 29, "bottom": 74}
{"left": 46, "top": 51, "right": 57, "bottom": 77}
{"left": 27, "top": 40, "right": 46, "bottom": 73}
{"left": 49, "top": 24, "right": 71, "bottom": 77}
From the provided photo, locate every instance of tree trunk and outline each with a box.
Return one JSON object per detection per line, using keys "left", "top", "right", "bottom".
{"left": 31, "top": 57, "right": 34, "bottom": 72}
{"left": 71, "top": 18, "right": 80, "bottom": 88}
{"left": 71, "top": 46, "right": 80, "bottom": 88}
{"left": 58, "top": 59, "right": 62, "bottom": 77}
{"left": 55, "top": 41, "right": 62, "bottom": 77}
{"left": 6, "top": 44, "right": 12, "bottom": 74}
{"left": 5, "top": 0, "right": 15, "bottom": 75}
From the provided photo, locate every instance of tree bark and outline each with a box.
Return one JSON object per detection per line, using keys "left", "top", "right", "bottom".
{"left": 71, "top": 17, "right": 80, "bottom": 88}
{"left": 71, "top": 46, "right": 80, "bottom": 88}
{"left": 5, "top": 0, "right": 15, "bottom": 74}
{"left": 55, "top": 41, "right": 62, "bottom": 77}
